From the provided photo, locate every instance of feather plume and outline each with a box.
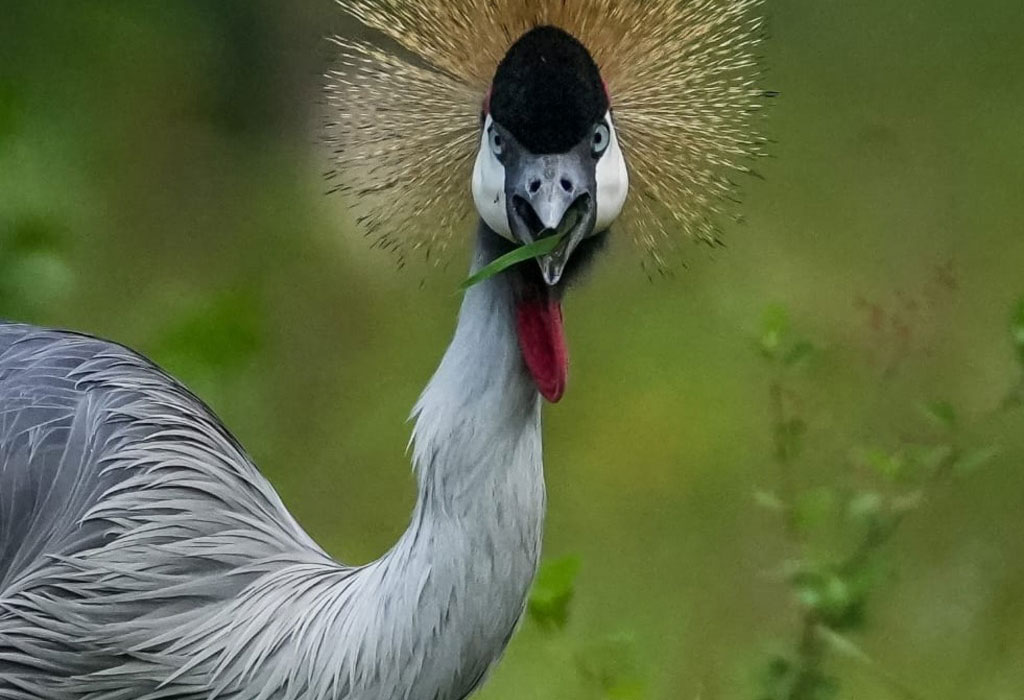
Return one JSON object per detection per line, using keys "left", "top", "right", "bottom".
{"left": 326, "top": 0, "right": 767, "bottom": 267}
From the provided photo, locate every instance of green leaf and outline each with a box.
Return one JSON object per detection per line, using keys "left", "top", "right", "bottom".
{"left": 782, "top": 340, "right": 816, "bottom": 368}
{"left": 527, "top": 555, "right": 581, "bottom": 631}
{"left": 920, "top": 400, "right": 957, "bottom": 430}
{"left": 791, "top": 565, "right": 827, "bottom": 608}
{"left": 459, "top": 232, "right": 566, "bottom": 290}
{"left": 792, "top": 566, "right": 867, "bottom": 630}
{"left": 820, "top": 574, "right": 854, "bottom": 621}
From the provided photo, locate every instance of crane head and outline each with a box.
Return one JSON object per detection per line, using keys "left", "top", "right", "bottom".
{"left": 331, "top": 0, "right": 766, "bottom": 270}
{"left": 470, "top": 27, "right": 629, "bottom": 403}
{"left": 329, "top": 1, "right": 767, "bottom": 402}
{"left": 472, "top": 26, "right": 628, "bottom": 289}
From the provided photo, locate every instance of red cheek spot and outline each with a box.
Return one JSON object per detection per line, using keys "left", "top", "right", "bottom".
{"left": 601, "top": 78, "right": 612, "bottom": 107}
{"left": 483, "top": 86, "right": 492, "bottom": 116}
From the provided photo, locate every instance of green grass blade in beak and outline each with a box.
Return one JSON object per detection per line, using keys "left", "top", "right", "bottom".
{"left": 459, "top": 232, "right": 567, "bottom": 291}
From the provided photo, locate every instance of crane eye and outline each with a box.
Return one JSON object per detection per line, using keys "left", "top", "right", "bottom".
{"left": 592, "top": 123, "right": 611, "bottom": 156}
{"left": 489, "top": 129, "right": 504, "bottom": 156}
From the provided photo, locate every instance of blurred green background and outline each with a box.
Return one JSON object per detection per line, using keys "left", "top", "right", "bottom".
{"left": 2, "top": 1, "right": 1023, "bottom": 698}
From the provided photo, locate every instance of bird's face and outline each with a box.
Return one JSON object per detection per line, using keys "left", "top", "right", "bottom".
{"left": 472, "top": 26, "right": 628, "bottom": 403}
{"left": 472, "top": 26, "right": 629, "bottom": 288}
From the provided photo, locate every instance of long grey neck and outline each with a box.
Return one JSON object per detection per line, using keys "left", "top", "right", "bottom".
{"left": 410, "top": 231, "right": 541, "bottom": 504}
{"left": 46, "top": 229, "right": 549, "bottom": 700}
{"left": 344, "top": 228, "right": 546, "bottom": 698}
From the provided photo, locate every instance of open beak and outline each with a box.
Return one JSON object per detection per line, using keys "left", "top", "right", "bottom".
{"left": 507, "top": 154, "right": 597, "bottom": 286}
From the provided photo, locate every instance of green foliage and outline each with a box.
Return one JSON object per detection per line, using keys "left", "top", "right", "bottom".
{"left": 758, "top": 305, "right": 818, "bottom": 371}
{"left": 526, "top": 556, "right": 650, "bottom": 698}
{"left": 919, "top": 400, "right": 957, "bottom": 431}
{"left": 527, "top": 555, "right": 581, "bottom": 631}
{"left": 782, "top": 341, "right": 816, "bottom": 369}
{"left": 753, "top": 302, "right": 1015, "bottom": 700}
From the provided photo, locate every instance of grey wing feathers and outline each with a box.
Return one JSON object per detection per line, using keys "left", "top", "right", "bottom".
{"left": 0, "top": 322, "right": 339, "bottom": 698}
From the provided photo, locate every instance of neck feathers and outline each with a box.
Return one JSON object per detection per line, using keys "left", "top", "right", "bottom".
{"left": 411, "top": 232, "right": 540, "bottom": 505}
{"left": 361, "top": 227, "right": 547, "bottom": 697}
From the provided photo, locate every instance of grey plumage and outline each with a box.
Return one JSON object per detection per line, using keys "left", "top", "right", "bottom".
{"left": 0, "top": 236, "right": 546, "bottom": 699}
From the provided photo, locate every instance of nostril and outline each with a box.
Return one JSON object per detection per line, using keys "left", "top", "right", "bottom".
{"left": 559, "top": 178, "right": 573, "bottom": 193}
{"left": 528, "top": 179, "right": 541, "bottom": 195}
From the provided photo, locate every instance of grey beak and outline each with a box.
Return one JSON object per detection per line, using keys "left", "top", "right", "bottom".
{"left": 507, "top": 152, "right": 597, "bottom": 286}
{"left": 530, "top": 178, "right": 579, "bottom": 231}
{"left": 536, "top": 209, "right": 590, "bottom": 285}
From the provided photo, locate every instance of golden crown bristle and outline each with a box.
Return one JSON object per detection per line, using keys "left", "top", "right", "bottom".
{"left": 326, "top": 0, "right": 767, "bottom": 267}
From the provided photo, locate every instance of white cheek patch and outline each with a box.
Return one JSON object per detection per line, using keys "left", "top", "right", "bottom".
{"left": 595, "top": 111, "right": 629, "bottom": 233}
{"left": 472, "top": 115, "right": 513, "bottom": 239}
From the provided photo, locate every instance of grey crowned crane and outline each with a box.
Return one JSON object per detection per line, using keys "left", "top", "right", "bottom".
{"left": 0, "top": 1, "right": 765, "bottom": 698}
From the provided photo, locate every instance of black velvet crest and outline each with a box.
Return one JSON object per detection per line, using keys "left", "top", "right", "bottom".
{"left": 489, "top": 26, "right": 608, "bottom": 155}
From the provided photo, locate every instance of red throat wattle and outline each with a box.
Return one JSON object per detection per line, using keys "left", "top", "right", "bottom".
{"left": 515, "top": 298, "right": 568, "bottom": 403}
